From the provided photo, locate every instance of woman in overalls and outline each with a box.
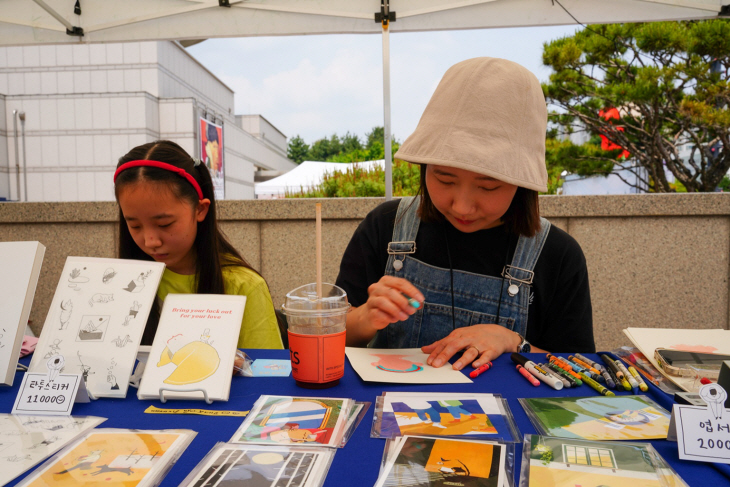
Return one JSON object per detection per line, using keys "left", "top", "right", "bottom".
{"left": 336, "top": 57, "right": 595, "bottom": 372}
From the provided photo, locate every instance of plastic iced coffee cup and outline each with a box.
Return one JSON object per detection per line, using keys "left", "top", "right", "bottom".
{"left": 281, "top": 283, "right": 349, "bottom": 389}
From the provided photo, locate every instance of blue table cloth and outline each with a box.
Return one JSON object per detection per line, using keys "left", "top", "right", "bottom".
{"left": 2, "top": 351, "right": 723, "bottom": 486}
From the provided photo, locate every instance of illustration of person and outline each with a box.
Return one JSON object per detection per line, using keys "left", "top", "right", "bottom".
{"left": 55, "top": 450, "right": 104, "bottom": 474}
{"left": 437, "top": 400, "right": 477, "bottom": 423}
{"left": 267, "top": 423, "right": 323, "bottom": 444}
{"left": 204, "top": 123, "right": 222, "bottom": 177}
{"left": 106, "top": 370, "right": 119, "bottom": 390}
{"left": 59, "top": 299, "right": 72, "bottom": 330}
{"left": 130, "top": 301, "right": 141, "bottom": 318}
{"left": 46, "top": 354, "right": 65, "bottom": 382}
{"left": 402, "top": 399, "right": 446, "bottom": 428}
{"left": 436, "top": 457, "right": 471, "bottom": 476}
{"left": 77, "top": 351, "right": 94, "bottom": 383}
{"left": 43, "top": 339, "right": 62, "bottom": 359}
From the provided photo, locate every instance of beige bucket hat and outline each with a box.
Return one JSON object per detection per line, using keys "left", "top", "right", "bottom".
{"left": 395, "top": 57, "right": 548, "bottom": 192}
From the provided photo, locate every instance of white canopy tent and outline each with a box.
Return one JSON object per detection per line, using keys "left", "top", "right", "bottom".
{"left": 3, "top": 0, "right": 727, "bottom": 198}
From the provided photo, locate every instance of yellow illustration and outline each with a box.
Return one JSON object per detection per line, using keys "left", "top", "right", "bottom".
{"left": 157, "top": 334, "right": 220, "bottom": 385}
{"left": 562, "top": 407, "right": 670, "bottom": 440}
{"left": 425, "top": 439, "right": 495, "bottom": 478}
{"left": 30, "top": 432, "right": 180, "bottom": 486}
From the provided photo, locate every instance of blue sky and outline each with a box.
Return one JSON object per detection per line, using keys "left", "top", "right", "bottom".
{"left": 188, "top": 25, "right": 581, "bottom": 145}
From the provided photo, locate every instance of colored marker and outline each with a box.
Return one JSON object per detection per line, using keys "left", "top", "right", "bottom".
{"left": 614, "top": 360, "right": 635, "bottom": 391}
{"left": 628, "top": 366, "right": 649, "bottom": 392}
{"left": 565, "top": 356, "right": 602, "bottom": 382}
{"left": 541, "top": 363, "right": 572, "bottom": 388}
{"left": 600, "top": 354, "right": 625, "bottom": 380}
{"left": 601, "top": 359, "right": 621, "bottom": 388}
{"left": 469, "top": 361, "right": 493, "bottom": 379}
{"left": 569, "top": 355, "right": 603, "bottom": 378}
{"left": 600, "top": 369, "right": 616, "bottom": 389}
{"left": 579, "top": 372, "right": 615, "bottom": 396}
{"left": 548, "top": 356, "right": 583, "bottom": 381}
{"left": 547, "top": 362, "right": 582, "bottom": 386}
{"left": 574, "top": 353, "right": 605, "bottom": 372}
{"left": 516, "top": 365, "right": 540, "bottom": 386}
{"left": 512, "top": 353, "right": 563, "bottom": 390}
{"left": 403, "top": 294, "right": 421, "bottom": 308}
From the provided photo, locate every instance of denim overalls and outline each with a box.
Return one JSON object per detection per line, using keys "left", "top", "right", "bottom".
{"left": 371, "top": 196, "right": 551, "bottom": 348}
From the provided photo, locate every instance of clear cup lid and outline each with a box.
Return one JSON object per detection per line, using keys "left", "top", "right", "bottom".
{"left": 281, "top": 282, "right": 350, "bottom": 314}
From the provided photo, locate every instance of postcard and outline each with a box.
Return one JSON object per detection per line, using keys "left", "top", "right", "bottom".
{"left": 520, "top": 395, "right": 671, "bottom": 440}
{"left": 523, "top": 434, "right": 676, "bottom": 486}
{"left": 17, "top": 428, "right": 195, "bottom": 487}
{"left": 230, "top": 395, "right": 352, "bottom": 448}
{"left": 0, "top": 415, "right": 106, "bottom": 487}
{"left": 180, "top": 443, "right": 334, "bottom": 487}
{"left": 346, "top": 347, "right": 472, "bottom": 384}
{"left": 251, "top": 359, "right": 292, "bottom": 377}
{"left": 375, "top": 392, "right": 518, "bottom": 442}
{"left": 375, "top": 435, "right": 506, "bottom": 487}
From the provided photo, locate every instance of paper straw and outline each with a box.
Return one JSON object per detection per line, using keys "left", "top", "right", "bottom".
{"left": 316, "top": 203, "right": 322, "bottom": 300}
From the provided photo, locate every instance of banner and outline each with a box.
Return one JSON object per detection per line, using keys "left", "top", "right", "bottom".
{"left": 200, "top": 118, "right": 224, "bottom": 200}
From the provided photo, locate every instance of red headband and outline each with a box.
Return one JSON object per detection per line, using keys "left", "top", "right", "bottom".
{"left": 113, "top": 160, "right": 204, "bottom": 200}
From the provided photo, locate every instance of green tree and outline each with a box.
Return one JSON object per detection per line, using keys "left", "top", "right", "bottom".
{"left": 286, "top": 135, "right": 309, "bottom": 164}
{"left": 365, "top": 126, "right": 385, "bottom": 150}
{"left": 543, "top": 20, "right": 730, "bottom": 192}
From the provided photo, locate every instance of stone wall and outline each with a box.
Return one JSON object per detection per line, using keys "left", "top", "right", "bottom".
{"left": 1, "top": 193, "right": 728, "bottom": 351}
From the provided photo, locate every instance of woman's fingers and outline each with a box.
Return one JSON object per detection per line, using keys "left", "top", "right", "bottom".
{"left": 452, "top": 346, "right": 483, "bottom": 371}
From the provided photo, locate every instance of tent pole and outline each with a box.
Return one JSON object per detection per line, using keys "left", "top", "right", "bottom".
{"left": 382, "top": 24, "right": 393, "bottom": 201}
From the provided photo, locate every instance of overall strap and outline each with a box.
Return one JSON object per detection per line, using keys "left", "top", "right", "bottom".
{"left": 385, "top": 196, "right": 421, "bottom": 273}
{"left": 504, "top": 216, "right": 551, "bottom": 286}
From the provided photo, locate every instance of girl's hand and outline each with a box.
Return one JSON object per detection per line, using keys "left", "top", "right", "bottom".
{"left": 421, "top": 325, "right": 522, "bottom": 371}
{"left": 363, "top": 276, "right": 424, "bottom": 331}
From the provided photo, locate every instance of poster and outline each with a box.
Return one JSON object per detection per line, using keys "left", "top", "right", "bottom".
{"left": 200, "top": 117, "right": 224, "bottom": 200}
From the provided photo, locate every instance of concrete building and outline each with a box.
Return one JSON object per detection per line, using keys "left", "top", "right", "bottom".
{"left": 0, "top": 41, "right": 295, "bottom": 202}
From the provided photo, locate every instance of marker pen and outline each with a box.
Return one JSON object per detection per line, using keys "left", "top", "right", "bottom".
{"left": 574, "top": 353, "right": 605, "bottom": 372}
{"left": 547, "top": 362, "right": 582, "bottom": 386}
{"left": 615, "top": 360, "right": 638, "bottom": 390}
{"left": 511, "top": 353, "right": 563, "bottom": 390}
{"left": 578, "top": 372, "right": 615, "bottom": 397}
{"left": 540, "top": 363, "right": 572, "bottom": 388}
{"left": 628, "top": 366, "right": 649, "bottom": 392}
{"left": 516, "top": 365, "right": 540, "bottom": 386}
{"left": 402, "top": 293, "right": 421, "bottom": 308}
{"left": 469, "top": 361, "right": 493, "bottom": 379}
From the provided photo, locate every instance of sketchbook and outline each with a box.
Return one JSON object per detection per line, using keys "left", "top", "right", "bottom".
{"left": 346, "top": 347, "right": 472, "bottom": 384}
{"left": 16, "top": 428, "right": 196, "bottom": 487}
{"left": 0, "top": 414, "right": 105, "bottom": 486}
{"left": 29, "top": 257, "right": 164, "bottom": 398}
{"left": 520, "top": 395, "right": 671, "bottom": 441}
{"left": 137, "top": 293, "right": 246, "bottom": 402}
{"left": 624, "top": 327, "right": 730, "bottom": 392}
{"left": 0, "top": 241, "right": 45, "bottom": 386}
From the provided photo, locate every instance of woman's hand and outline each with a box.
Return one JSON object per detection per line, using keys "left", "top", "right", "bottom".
{"left": 346, "top": 276, "right": 424, "bottom": 346}
{"left": 421, "top": 325, "right": 522, "bottom": 371}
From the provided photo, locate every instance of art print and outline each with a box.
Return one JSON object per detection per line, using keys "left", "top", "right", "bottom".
{"left": 0, "top": 414, "right": 105, "bottom": 486}
{"left": 524, "top": 435, "right": 669, "bottom": 486}
{"left": 29, "top": 257, "right": 165, "bottom": 398}
{"left": 251, "top": 360, "right": 292, "bottom": 377}
{"left": 137, "top": 294, "right": 246, "bottom": 401}
{"left": 231, "top": 396, "right": 351, "bottom": 448}
{"left": 375, "top": 436, "right": 506, "bottom": 487}
{"left": 17, "top": 429, "right": 194, "bottom": 487}
{"left": 180, "top": 444, "right": 334, "bottom": 487}
{"left": 376, "top": 393, "right": 516, "bottom": 441}
{"left": 345, "top": 348, "right": 472, "bottom": 384}
{"left": 520, "top": 395, "right": 671, "bottom": 440}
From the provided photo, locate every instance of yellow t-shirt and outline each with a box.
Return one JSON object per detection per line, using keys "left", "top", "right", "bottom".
{"left": 156, "top": 266, "right": 283, "bottom": 349}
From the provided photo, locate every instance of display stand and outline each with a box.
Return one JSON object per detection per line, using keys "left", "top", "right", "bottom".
{"left": 159, "top": 387, "right": 212, "bottom": 404}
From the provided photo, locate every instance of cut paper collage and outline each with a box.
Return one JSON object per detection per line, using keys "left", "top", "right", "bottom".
{"left": 29, "top": 257, "right": 165, "bottom": 398}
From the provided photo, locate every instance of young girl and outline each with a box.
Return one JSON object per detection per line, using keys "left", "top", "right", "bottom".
{"left": 114, "top": 140, "right": 283, "bottom": 349}
{"left": 336, "top": 57, "right": 594, "bottom": 371}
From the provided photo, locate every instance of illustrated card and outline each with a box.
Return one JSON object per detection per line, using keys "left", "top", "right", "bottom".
{"left": 180, "top": 443, "right": 334, "bottom": 487}
{"left": 0, "top": 415, "right": 106, "bottom": 487}
{"left": 524, "top": 434, "right": 672, "bottom": 486}
{"left": 17, "top": 428, "right": 195, "bottom": 487}
{"left": 251, "top": 359, "right": 292, "bottom": 377}
{"left": 375, "top": 435, "right": 506, "bottom": 487}
{"left": 29, "top": 257, "right": 165, "bottom": 398}
{"left": 520, "top": 395, "right": 671, "bottom": 440}
{"left": 137, "top": 294, "right": 246, "bottom": 401}
{"left": 231, "top": 395, "right": 352, "bottom": 448}
{"left": 345, "top": 347, "right": 472, "bottom": 384}
{"left": 375, "top": 392, "right": 518, "bottom": 442}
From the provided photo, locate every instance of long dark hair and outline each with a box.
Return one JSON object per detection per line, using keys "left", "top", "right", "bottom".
{"left": 115, "top": 141, "right": 260, "bottom": 343}
{"left": 416, "top": 164, "right": 541, "bottom": 237}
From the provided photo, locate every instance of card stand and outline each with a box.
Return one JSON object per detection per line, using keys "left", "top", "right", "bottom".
{"left": 158, "top": 387, "right": 212, "bottom": 404}
{"left": 519, "top": 434, "right": 688, "bottom": 487}
{"left": 179, "top": 442, "right": 336, "bottom": 487}
{"left": 376, "top": 435, "right": 515, "bottom": 487}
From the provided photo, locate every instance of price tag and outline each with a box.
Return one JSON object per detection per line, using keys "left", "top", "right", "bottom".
{"left": 672, "top": 383, "right": 730, "bottom": 464}
{"left": 12, "top": 372, "right": 82, "bottom": 416}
